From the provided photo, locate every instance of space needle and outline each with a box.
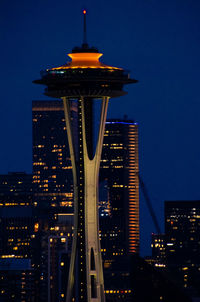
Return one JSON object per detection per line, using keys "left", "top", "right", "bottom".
{"left": 34, "top": 10, "right": 137, "bottom": 302}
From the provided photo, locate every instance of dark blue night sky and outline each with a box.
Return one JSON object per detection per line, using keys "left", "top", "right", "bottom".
{"left": 1, "top": 0, "right": 200, "bottom": 256}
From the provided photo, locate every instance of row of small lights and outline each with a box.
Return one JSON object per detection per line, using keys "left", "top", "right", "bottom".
{"left": 105, "top": 290, "right": 132, "bottom": 294}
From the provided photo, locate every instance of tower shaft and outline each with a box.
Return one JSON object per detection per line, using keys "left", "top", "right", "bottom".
{"left": 63, "top": 97, "right": 109, "bottom": 302}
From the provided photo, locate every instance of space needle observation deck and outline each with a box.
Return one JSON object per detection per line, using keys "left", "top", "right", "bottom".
{"left": 34, "top": 10, "right": 137, "bottom": 302}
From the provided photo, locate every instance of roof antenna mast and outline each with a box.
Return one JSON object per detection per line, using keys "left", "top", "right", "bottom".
{"left": 83, "top": 9, "right": 87, "bottom": 46}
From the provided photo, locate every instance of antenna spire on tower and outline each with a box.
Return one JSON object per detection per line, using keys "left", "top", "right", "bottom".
{"left": 83, "top": 9, "right": 87, "bottom": 46}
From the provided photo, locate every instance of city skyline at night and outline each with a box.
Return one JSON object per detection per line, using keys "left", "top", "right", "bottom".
{"left": 1, "top": 3, "right": 200, "bottom": 299}
{"left": 1, "top": 1, "right": 200, "bottom": 257}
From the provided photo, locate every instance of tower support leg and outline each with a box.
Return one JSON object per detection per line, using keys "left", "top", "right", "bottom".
{"left": 63, "top": 97, "right": 78, "bottom": 302}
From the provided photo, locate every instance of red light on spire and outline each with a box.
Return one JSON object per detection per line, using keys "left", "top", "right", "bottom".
{"left": 83, "top": 9, "right": 87, "bottom": 45}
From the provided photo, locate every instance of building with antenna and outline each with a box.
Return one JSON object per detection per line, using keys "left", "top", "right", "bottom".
{"left": 34, "top": 10, "right": 137, "bottom": 302}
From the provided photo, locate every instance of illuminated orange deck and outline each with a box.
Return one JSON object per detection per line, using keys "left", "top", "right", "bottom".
{"left": 50, "top": 52, "right": 121, "bottom": 70}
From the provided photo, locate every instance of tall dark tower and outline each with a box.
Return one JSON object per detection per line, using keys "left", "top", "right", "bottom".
{"left": 34, "top": 11, "right": 137, "bottom": 302}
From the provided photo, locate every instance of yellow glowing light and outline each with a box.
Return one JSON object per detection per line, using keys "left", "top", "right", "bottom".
{"left": 50, "top": 52, "right": 121, "bottom": 71}
{"left": 83, "top": 9, "right": 86, "bottom": 14}
{"left": 182, "top": 267, "right": 188, "bottom": 271}
{"left": 34, "top": 223, "right": 39, "bottom": 232}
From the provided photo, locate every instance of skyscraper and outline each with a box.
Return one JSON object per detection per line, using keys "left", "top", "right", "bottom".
{"left": 32, "top": 100, "right": 77, "bottom": 209}
{"left": 100, "top": 119, "right": 139, "bottom": 258}
{"left": 99, "top": 119, "right": 139, "bottom": 301}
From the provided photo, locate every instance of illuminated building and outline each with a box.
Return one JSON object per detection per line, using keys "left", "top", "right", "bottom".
{"left": 165, "top": 200, "right": 200, "bottom": 289}
{"left": 32, "top": 101, "right": 76, "bottom": 301}
{"left": 34, "top": 10, "right": 137, "bottom": 302}
{"left": 0, "top": 173, "right": 35, "bottom": 257}
{"left": 32, "top": 100, "right": 77, "bottom": 208}
{"left": 100, "top": 119, "right": 139, "bottom": 257}
{"left": 0, "top": 173, "right": 37, "bottom": 301}
{"left": 99, "top": 119, "right": 139, "bottom": 301}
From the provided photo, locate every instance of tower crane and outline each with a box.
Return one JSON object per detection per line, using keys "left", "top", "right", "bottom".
{"left": 137, "top": 173, "right": 161, "bottom": 234}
